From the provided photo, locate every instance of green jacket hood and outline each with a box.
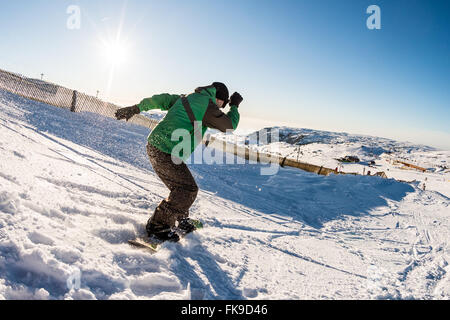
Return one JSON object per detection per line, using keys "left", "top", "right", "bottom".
{"left": 194, "top": 85, "right": 216, "bottom": 99}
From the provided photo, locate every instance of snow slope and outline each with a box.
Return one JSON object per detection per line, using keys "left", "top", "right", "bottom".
{"left": 0, "top": 89, "right": 449, "bottom": 300}
{"left": 214, "top": 127, "right": 450, "bottom": 197}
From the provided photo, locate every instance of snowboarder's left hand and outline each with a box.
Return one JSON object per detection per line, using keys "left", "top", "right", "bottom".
{"left": 230, "top": 92, "right": 243, "bottom": 107}
{"left": 115, "top": 105, "right": 140, "bottom": 121}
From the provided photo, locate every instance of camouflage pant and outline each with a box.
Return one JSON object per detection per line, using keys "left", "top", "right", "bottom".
{"left": 147, "top": 143, "right": 198, "bottom": 227}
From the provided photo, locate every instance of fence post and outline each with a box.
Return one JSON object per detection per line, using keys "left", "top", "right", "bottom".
{"left": 71, "top": 90, "right": 77, "bottom": 112}
{"left": 318, "top": 166, "right": 323, "bottom": 175}
{"left": 280, "top": 157, "right": 287, "bottom": 168}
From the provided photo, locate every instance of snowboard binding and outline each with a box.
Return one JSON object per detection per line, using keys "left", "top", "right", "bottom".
{"left": 146, "top": 221, "right": 180, "bottom": 243}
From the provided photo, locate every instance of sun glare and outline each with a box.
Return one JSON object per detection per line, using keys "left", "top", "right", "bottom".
{"left": 101, "top": 39, "right": 129, "bottom": 66}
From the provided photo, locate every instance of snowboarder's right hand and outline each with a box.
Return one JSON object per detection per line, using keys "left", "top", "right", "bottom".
{"left": 115, "top": 105, "right": 140, "bottom": 121}
{"left": 230, "top": 92, "right": 243, "bottom": 107}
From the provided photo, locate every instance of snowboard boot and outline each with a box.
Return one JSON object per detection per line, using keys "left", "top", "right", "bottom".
{"left": 176, "top": 218, "right": 201, "bottom": 235}
{"left": 146, "top": 200, "right": 181, "bottom": 242}
{"left": 146, "top": 221, "right": 180, "bottom": 242}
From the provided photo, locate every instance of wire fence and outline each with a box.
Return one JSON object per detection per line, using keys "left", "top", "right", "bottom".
{"left": 0, "top": 67, "right": 158, "bottom": 131}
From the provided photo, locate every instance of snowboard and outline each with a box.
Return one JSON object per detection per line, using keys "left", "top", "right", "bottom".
{"left": 128, "top": 219, "right": 203, "bottom": 252}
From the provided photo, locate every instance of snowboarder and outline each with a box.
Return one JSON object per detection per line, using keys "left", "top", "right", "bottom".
{"left": 115, "top": 82, "right": 243, "bottom": 242}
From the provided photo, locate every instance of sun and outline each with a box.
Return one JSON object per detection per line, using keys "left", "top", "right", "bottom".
{"left": 101, "top": 39, "right": 130, "bottom": 66}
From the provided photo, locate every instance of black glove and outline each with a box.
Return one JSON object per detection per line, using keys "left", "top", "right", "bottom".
{"left": 115, "top": 105, "right": 140, "bottom": 121}
{"left": 230, "top": 92, "right": 243, "bottom": 107}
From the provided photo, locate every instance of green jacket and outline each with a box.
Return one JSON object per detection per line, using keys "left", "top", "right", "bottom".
{"left": 138, "top": 86, "right": 240, "bottom": 161}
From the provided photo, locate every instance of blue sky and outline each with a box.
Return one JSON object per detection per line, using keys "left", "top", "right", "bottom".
{"left": 0, "top": 0, "right": 449, "bottom": 149}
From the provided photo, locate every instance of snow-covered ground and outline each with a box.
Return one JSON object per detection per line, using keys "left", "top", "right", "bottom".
{"left": 214, "top": 127, "right": 450, "bottom": 198}
{"left": 0, "top": 89, "right": 449, "bottom": 300}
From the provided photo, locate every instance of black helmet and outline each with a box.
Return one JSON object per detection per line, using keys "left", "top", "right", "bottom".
{"left": 212, "top": 82, "right": 229, "bottom": 102}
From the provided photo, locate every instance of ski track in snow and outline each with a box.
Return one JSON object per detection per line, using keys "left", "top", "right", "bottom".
{"left": 0, "top": 89, "right": 449, "bottom": 300}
